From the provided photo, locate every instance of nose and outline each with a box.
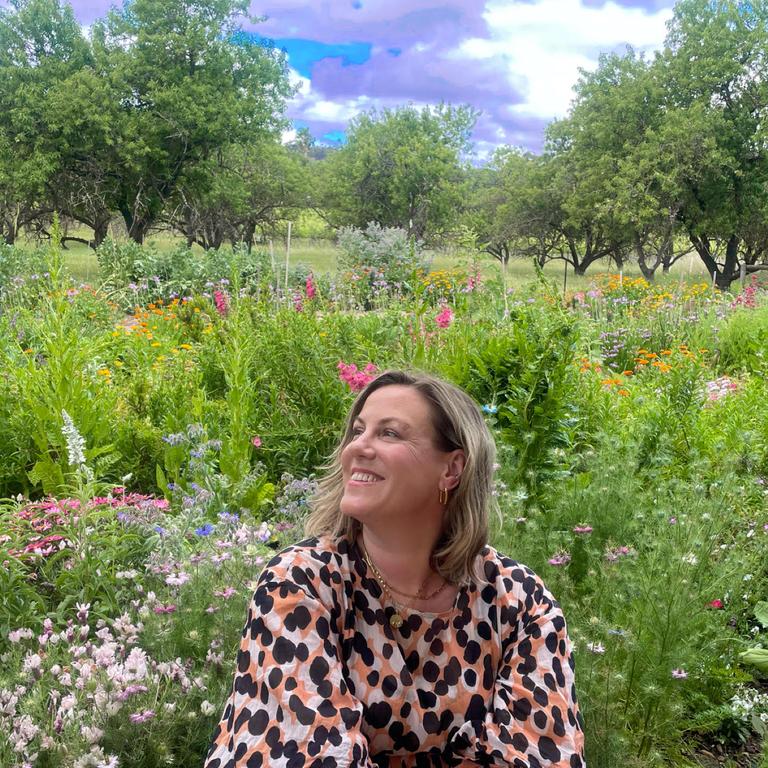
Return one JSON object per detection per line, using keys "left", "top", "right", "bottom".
{"left": 345, "top": 429, "right": 375, "bottom": 459}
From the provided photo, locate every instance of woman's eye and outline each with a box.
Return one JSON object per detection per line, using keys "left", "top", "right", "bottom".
{"left": 382, "top": 429, "right": 399, "bottom": 438}
{"left": 351, "top": 427, "right": 364, "bottom": 437}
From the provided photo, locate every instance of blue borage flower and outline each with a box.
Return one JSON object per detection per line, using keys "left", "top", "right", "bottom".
{"left": 195, "top": 523, "right": 214, "bottom": 536}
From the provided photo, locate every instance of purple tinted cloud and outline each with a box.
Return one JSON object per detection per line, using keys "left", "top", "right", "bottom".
{"left": 58, "top": 0, "right": 675, "bottom": 153}
{"left": 253, "top": 1, "right": 490, "bottom": 46}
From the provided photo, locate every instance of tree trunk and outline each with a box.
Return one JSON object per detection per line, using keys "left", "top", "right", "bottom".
{"left": 635, "top": 235, "right": 658, "bottom": 281}
{"left": 690, "top": 233, "right": 740, "bottom": 290}
{"left": 91, "top": 216, "right": 110, "bottom": 249}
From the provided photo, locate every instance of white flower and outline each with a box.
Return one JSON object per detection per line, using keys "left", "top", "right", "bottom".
{"left": 81, "top": 725, "right": 104, "bottom": 744}
{"left": 200, "top": 700, "right": 216, "bottom": 715}
{"left": 22, "top": 653, "right": 42, "bottom": 675}
{"left": 586, "top": 641, "right": 606, "bottom": 654}
{"left": 61, "top": 409, "right": 87, "bottom": 467}
{"left": 681, "top": 552, "right": 698, "bottom": 566}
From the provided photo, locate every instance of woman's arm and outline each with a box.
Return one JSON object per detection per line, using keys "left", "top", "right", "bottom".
{"left": 204, "top": 574, "right": 374, "bottom": 768}
{"left": 444, "top": 572, "right": 585, "bottom": 768}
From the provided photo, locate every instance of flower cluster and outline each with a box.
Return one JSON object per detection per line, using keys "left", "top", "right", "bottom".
{"left": 435, "top": 305, "right": 454, "bottom": 329}
{"left": 705, "top": 376, "right": 738, "bottom": 402}
{"left": 337, "top": 361, "right": 377, "bottom": 392}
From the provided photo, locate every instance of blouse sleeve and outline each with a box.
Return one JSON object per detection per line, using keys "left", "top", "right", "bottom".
{"left": 204, "top": 568, "right": 374, "bottom": 768}
{"left": 445, "top": 571, "right": 585, "bottom": 768}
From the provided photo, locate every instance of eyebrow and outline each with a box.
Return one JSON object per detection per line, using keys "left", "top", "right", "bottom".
{"left": 353, "top": 416, "right": 410, "bottom": 430}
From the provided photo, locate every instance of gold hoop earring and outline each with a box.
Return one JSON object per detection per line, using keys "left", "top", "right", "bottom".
{"left": 439, "top": 487, "right": 448, "bottom": 505}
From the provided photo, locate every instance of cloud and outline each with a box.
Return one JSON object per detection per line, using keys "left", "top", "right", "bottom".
{"left": 476, "top": 0, "right": 673, "bottom": 122}
{"left": 63, "top": 0, "right": 676, "bottom": 152}
{"left": 267, "top": 0, "right": 673, "bottom": 152}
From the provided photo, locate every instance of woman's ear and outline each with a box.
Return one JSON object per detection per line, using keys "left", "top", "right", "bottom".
{"left": 443, "top": 450, "right": 466, "bottom": 491}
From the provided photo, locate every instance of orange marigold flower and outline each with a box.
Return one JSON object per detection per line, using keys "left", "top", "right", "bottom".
{"left": 617, "top": 389, "right": 630, "bottom": 397}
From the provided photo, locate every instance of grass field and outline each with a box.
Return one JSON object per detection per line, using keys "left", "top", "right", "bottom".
{"left": 54, "top": 229, "right": 719, "bottom": 291}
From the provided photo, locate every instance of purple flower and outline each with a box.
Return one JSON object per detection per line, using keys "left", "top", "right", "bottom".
{"left": 548, "top": 552, "right": 571, "bottom": 567}
{"left": 130, "top": 709, "right": 156, "bottom": 724}
{"left": 195, "top": 523, "right": 214, "bottom": 537}
{"left": 573, "top": 525, "right": 593, "bottom": 535}
{"left": 671, "top": 668, "right": 688, "bottom": 679}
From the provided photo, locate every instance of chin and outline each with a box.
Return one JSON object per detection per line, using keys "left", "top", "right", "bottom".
{"left": 340, "top": 499, "right": 367, "bottom": 520}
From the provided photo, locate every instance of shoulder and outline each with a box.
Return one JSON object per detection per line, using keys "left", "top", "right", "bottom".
{"left": 258, "top": 535, "right": 353, "bottom": 595}
{"left": 475, "top": 545, "right": 560, "bottom": 617}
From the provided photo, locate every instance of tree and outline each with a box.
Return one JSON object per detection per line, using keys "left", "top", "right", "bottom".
{"left": 89, "top": 0, "right": 293, "bottom": 243}
{"left": 169, "top": 140, "right": 307, "bottom": 250}
{"left": 319, "top": 104, "right": 477, "bottom": 241}
{"left": 0, "top": 0, "right": 91, "bottom": 243}
{"left": 650, "top": 0, "right": 768, "bottom": 288}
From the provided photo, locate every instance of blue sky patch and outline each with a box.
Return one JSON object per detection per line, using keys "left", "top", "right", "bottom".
{"left": 322, "top": 130, "right": 347, "bottom": 145}
{"left": 237, "top": 33, "right": 372, "bottom": 79}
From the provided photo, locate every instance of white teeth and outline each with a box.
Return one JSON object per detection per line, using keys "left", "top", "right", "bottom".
{"left": 351, "top": 472, "right": 381, "bottom": 483}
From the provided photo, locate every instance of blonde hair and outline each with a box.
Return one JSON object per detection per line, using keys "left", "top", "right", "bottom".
{"left": 304, "top": 370, "right": 497, "bottom": 584}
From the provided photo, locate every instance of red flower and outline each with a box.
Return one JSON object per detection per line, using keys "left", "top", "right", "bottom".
{"left": 707, "top": 599, "right": 724, "bottom": 609}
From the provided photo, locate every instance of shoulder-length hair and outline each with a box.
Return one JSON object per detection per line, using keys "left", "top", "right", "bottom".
{"left": 304, "top": 370, "right": 497, "bottom": 585}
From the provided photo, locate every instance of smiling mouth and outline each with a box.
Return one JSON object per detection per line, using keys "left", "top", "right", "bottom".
{"left": 349, "top": 472, "right": 383, "bottom": 483}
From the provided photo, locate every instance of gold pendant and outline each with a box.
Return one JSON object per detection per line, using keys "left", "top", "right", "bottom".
{"left": 389, "top": 612, "right": 404, "bottom": 629}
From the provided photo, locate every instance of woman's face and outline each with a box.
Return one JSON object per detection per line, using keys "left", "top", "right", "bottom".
{"left": 339, "top": 385, "right": 462, "bottom": 529}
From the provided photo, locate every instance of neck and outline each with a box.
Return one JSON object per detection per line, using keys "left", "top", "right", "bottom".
{"left": 359, "top": 523, "right": 441, "bottom": 595}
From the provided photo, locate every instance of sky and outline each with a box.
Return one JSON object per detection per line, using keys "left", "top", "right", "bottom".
{"left": 65, "top": 0, "right": 678, "bottom": 156}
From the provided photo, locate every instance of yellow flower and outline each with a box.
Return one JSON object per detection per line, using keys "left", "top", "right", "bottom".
{"left": 179, "top": 343, "right": 192, "bottom": 350}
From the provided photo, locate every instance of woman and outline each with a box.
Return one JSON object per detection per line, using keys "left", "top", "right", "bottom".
{"left": 205, "top": 371, "right": 585, "bottom": 768}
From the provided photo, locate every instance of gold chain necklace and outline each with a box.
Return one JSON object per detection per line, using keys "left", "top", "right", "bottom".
{"left": 361, "top": 542, "right": 448, "bottom": 629}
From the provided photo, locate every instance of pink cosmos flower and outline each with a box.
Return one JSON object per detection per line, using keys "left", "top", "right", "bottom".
{"left": 251, "top": 435, "right": 262, "bottom": 448}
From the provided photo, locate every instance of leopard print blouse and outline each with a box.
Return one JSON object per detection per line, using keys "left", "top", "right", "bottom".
{"left": 204, "top": 536, "right": 585, "bottom": 767}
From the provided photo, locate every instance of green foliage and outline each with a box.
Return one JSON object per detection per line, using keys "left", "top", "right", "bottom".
{"left": 716, "top": 305, "right": 768, "bottom": 375}
{"left": 336, "top": 222, "right": 427, "bottom": 300}
{"left": 319, "top": 103, "right": 477, "bottom": 241}
{"left": 449, "top": 297, "right": 580, "bottom": 508}
{"left": 2, "top": 232, "right": 768, "bottom": 764}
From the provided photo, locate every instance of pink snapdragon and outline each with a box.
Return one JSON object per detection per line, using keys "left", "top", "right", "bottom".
{"left": 306, "top": 273, "right": 316, "bottom": 300}
{"left": 338, "top": 361, "right": 378, "bottom": 392}
{"left": 435, "top": 305, "right": 454, "bottom": 328}
{"left": 213, "top": 290, "right": 229, "bottom": 316}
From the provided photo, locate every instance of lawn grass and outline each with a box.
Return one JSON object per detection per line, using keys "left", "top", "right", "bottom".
{"left": 47, "top": 228, "right": 719, "bottom": 291}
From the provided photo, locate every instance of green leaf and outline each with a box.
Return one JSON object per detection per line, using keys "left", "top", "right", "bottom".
{"left": 754, "top": 600, "right": 768, "bottom": 628}
{"left": 155, "top": 463, "right": 168, "bottom": 494}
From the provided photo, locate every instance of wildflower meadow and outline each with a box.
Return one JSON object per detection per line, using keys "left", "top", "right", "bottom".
{"left": 1, "top": 232, "right": 768, "bottom": 768}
